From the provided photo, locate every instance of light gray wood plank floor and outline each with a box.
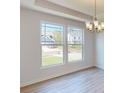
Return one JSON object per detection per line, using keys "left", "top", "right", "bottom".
{"left": 21, "top": 67, "right": 104, "bottom": 93}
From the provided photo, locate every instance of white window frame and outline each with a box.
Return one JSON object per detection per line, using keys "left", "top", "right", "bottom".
{"left": 67, "top": 26, "right": 84, "bottom": 63}
{"left": 40, "top": 21, "right": 65, "bottom": 67}
{"left": 40, "top": 21, "right": 84, "bottom": 68}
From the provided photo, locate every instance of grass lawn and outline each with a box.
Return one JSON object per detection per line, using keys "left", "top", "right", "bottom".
{"left": 42, "top": 54, "right": 81, "bottom": 66}
{"left": 68, "top": 45, "right": 82, "bottom": 52}
{"left": 42, "top": 56, "right": 63, "bottom": 66}
{"left": 42, "top": 45, "right": 83, "bottom": 66}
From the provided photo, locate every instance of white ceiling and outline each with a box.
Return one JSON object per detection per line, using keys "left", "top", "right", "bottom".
{"left": 47, "top": 0, "right": 104, "bottom": 16}
{"left": 20, "top": 0, "right": 104, "bottom": 21}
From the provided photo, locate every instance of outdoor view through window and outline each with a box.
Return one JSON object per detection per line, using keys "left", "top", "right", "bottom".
{"left": 68, "top": 27, "right": 82, "bottom": 62}
{"left": 41, "top": 23, "right": 63, "bottom": 66}
{"left": 41, "top": 22, "right": 83, "bottom": 66}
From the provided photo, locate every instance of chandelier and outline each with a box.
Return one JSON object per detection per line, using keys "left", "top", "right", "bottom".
{"left": 86, "top": 0, "right": 104, "bottom": 32}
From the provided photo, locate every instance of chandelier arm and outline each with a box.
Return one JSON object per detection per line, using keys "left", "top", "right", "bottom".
{"left": 85, "top": 0, "right": 104, "bottom": 32}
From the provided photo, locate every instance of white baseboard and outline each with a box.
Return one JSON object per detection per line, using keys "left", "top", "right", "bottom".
{"left": 21, "top": 65, "right": 93, "bottom": 87}
{"left": 95, "top": 65, "right": 104, "bottom": 70}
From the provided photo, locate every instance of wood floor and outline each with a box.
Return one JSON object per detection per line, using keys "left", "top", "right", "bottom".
{"left": 21, "top": 67, "right": 104, "bottom": 93}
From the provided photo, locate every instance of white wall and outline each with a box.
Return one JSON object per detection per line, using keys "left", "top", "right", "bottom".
{"left": 20, "top": 8, "right": 95, "bottom": 87}
{"left": 95, "top": 32, "right": 104, "bottom": 69}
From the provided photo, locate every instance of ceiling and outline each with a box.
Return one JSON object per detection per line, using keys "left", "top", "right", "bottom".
{"left": 47, "top": 0, "right": 104, "bottom": 16}
{"left": 20, "top": 0, "right": 104, "bottom": 21}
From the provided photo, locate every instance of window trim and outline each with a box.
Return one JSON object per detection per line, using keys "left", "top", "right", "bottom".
{"left": 67, "top": 26, "right": 84, "bottom": 63}
{"left": 40, "top": 21, "right": 85, "bottom": 68}
{"left": 40, "top": 21, "right": 65, "bottom": 67}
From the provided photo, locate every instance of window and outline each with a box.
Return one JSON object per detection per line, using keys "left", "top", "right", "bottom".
{"left": 68, "top": 27, "right": 83, "bottom": 62}
{"left": 41, "top": 22, "right": 84, "bottom": 67}
{"left": 41, "top": 23, "right": 64, "bottom": 66}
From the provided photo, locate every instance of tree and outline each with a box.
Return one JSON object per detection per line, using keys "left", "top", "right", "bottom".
{"left": 53, "top": 31, "right": 61, "bottom": 43}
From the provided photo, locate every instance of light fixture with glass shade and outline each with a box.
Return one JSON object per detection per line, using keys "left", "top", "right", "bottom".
{"left": 86, "top": 0, "right": 104, "bottom": 32}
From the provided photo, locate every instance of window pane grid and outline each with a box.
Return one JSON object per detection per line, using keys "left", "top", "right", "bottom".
{"left": 68, "top": 27, "right": 83, "bottom": 62}
{"left": 41, "top": 23, "right": 64, "bottom": 66}
{"left": 41, "top": 22, "right": 84, "bottom": 67}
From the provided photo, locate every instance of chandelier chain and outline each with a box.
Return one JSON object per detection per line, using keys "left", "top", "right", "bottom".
{"left": 85, "top": 0, "right": 104, "bottom": 32}
{"left": 95, "top": 0, "right": 96, "bottom": 18}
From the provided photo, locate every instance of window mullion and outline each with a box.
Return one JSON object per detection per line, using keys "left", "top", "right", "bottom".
{"left": 63, "top": 25, "right": 68, "bottom": 64}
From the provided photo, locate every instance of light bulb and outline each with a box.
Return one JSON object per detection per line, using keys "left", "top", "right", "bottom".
{"left": 94, "top": 20, "right": 99, "bottom": 28}
{"left": 86, "top": 22, "right": 93, "bottom": 31}
{"left": 101, "top": 22, "right": 104, "bottom": 30}
{"left": 89, "top": 24, "right": 93, "bottom": 31}
{"left": 98, "top": 25, "right": 101, "bottom": 32}
{"left": 86, "top": 22, "right": 90, "bottom": 28}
